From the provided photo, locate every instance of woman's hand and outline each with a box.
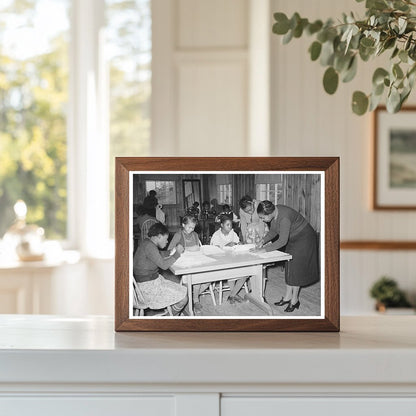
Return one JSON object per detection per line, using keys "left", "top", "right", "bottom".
{"left": 176, "top": 244, "right": 185, "bottom": 254}
{"left": 250, "top": 247, "right": 266, "bottom": 253}
{"left": 255, "top": 239, "right": 264, "bottom": 249}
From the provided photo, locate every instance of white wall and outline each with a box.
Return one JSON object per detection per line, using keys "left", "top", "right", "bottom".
{"left": 23, "top": 0, "right": 411, "bottom": 316}
{"left": 270, "top": 0, "right": 416, "bottom": 313}
{"left": 150, "top": 0, "right": 416, "bottom": 314}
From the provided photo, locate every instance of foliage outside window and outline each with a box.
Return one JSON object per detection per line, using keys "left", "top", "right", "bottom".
{"left": 218, "top": 184, "right": 232, "bottom": 205}
{"left": 0, "top": 0, "right": 70, "bottom": 239}
{"left": 107, "top": 0, "right": 151, "bottom": 236}
{"left": 145, "top": 181, "right": 176, "bottom": 205}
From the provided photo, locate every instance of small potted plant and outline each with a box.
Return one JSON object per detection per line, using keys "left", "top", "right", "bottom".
{"left": 370, "top": 276, "right": 413, "bottom": 313}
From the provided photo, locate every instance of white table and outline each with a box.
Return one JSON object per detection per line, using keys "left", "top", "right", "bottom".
{"left": 1, "top": 315, "right": 416, "bottom": 416}
{"left": 170, "top": 249, "right": 292, "bottom": 315}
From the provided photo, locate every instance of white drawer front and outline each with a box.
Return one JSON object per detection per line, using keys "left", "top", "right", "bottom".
{"left": 222, "top": 397, "right": 416, "bottom": 416}
{"left": 1, "top": 396, "right": 175, "bottom": 416}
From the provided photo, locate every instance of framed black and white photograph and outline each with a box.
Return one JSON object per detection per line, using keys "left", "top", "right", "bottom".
{"left": 115, "top": 157, "right": 339, "bottom": 331}
{"left": 374, "top": 106, "right": 416, "bottom": 210}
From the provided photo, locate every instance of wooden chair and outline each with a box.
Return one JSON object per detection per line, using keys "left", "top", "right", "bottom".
{"left": 132, "top": 279, "right": 173, "bottom": 317}
{"left": 140, "top": 218, "right": 159, "bottom": 241}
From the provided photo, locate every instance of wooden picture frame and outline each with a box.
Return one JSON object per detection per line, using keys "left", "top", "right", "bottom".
{"left": 115, "top": 157, "right": 339, "bottom": 332}
{"left": 373, "top": 106, "right": 416, "bottom": 210}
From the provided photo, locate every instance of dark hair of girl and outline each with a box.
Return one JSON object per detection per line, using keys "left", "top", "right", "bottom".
{"left": 239, "top": 195, "right": 253, "bottom": 209}
{"left": 219, "top": 215, "right": 232, "bottom": 225}
{"left": 182, "top": 214, "right": 198, "bottom": 225}
{"left": 257, "top": 200, "right": 275, "bottom": 215}
{"left": 148, "top": 222, "right": 169, "bottom": 237}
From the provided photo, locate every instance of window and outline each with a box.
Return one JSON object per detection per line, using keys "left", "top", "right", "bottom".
{"left": 106, "top": 0, "right": 151, "bottom": 237}
{"left": 218, "top": 184, "right": 232, "bottom": 205}
{"left": 145, "top": 181, "right": 176, "bottom": 205}
{"left": 256, "top": 183, "right": 283, "bottom": 205}
{"left": 0, "top": 0, "right": 70, "bottom": 239}
{"left": 0, "top": 0, "right": 151, "bottom": 254}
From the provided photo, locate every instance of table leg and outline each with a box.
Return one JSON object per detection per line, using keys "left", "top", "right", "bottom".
{"left": 186, "top": 274, "right": 194, "bottom": 316}
{"left": 244, "top": 265, "right": 273, "bottom": 316}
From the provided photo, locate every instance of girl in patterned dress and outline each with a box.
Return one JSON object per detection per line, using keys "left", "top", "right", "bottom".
{"left": 168, "top": 215, "right": 207, "bottom": 313}
{"left": 133, "top": 223, "right": 188, "bottom": 315}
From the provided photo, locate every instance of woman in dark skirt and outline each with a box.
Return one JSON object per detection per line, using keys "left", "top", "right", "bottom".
{"left": 252, "top": 201, "right": 319, "bottom": 312}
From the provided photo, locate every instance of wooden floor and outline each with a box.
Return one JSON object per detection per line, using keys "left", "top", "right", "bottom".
{"left": 196, "top": 263, "right": 321, "bottom": 317}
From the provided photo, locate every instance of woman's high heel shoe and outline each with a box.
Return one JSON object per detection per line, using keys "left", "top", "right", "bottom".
{"left": 274, "top": 297, "right": 291, "bottom": 306}
{"left": 284, "top": 300, "right": 300, "bottom": 312}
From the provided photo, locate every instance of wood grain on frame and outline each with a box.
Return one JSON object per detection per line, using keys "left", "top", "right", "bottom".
{"left": 115, "top": 157, "right": 340, "bottom": 332}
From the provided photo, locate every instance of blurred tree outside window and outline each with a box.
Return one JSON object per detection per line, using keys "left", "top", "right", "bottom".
{"left": 106, "top": 0, "right": 151, "bottom": 237}
{"left": 0, "top": 0, "right": 70, "bottom": 239}
{"left": 0, "top": 0, "right": 151, "bottom": 243}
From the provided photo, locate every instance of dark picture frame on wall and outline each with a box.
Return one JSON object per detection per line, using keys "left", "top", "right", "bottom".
{"left": 115, "top": 157, "right": 339, "bottom": 332}
{"left": 373, "top": 106, "right": 416, "bottom": 210}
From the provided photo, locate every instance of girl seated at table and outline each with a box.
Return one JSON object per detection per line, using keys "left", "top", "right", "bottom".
{"left": 168, "top": 214, "right": 201, "bottom": 252}
{"left": 210, "top": 216, "right": 247, "bottom": 304}
{"left": 168, "top": 215, "right": 207, "bottom": 313}
{"left": 133, "top": 223, "right": 188, "bottom": 315}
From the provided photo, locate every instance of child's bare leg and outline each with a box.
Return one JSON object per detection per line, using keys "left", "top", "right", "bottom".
{"left": 230, "top": 278, "right": 246, "bottom": 298}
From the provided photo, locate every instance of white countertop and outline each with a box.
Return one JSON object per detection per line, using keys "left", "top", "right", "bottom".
{"left": 0, "top": 315, "right": 415, "bottom": 388}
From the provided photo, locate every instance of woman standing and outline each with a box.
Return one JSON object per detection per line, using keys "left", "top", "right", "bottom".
{"left": 253, "top": 201, "right": 319, "bottom": 313}
{"left": 238, "top": 195, "right": 266, "bottom": 244}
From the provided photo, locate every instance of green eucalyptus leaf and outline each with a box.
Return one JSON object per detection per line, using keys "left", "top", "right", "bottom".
{"left": 334, "top": 51, "right": 352, "bottom": 72}
{"left": 383, "top": 37, "right": 396, "bottom": 50}
{"left": 384, "top": 77, "right": 391, "bottom": 87}
{"left": 366, "top": 0, "right": 388, "bottom": 10}
{"left": 307, "top": 20, "right": 323, "bottom": 35}
{"left": 360, "top": 37, "right": 375, "bottom": 48}
{"left": 393, "top": 0, "right": 409, "bottom": 12}
{"left": 342, "top": 56, "right": 358, "bottom": 82}
{"left": 317, "top": 29, "right": 328, "bottom": 43}
{"left": 393, "top": 63, "right": 404, "bottom": 79}
{"left": 282, "top": 29, "right": 294, "bottom": 44}
{"left": 369, "top": 92, "right": 383, "bottom": 111}
{"left": 374, "top": 82, "right": 385, "bottom": 96}
{"left": 273, "top": 13, "right": 290, "bottom": 34}
{"left": 387, "top": 87, "right": 401, "bottom": 113}
{"left": 352, "top": 91, "right": 369, "bottom": 115}
{"left": 391, "top": 47, "right": 399, "bottom": 59}
{"left": 372, "top": 67, "right": 389, "bottom": 85}
{"left": 359, "top": 44, "right": 375, "bottom": 61}
{"left": 309, "top": 41, "right": 322, "bottom": 61}
{"left": 405, "top": 34, "right": 413, "bottom": 51}
{"left": 323, "top": 67, "right": 339, "bottom": 94}
{"left": 399, "top": 50, "right": 408, "bottom": 63}
{"left": 320, "top": 40, "right": 335, "bottom": 66}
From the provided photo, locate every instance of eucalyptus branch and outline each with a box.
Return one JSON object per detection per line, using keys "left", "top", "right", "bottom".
{"left": 272, "top": 0, "right": 416, "bottom": 115}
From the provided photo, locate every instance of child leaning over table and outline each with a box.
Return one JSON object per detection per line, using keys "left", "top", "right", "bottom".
{"left": 210, "top": 216, "right": 247, "bottom": 304}
{"left": 168, "top": 215, "right": 209, "bottom": 313}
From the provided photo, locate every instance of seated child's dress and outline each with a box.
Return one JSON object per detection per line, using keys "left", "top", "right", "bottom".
{"left": 168, "top": 230, "right": 201, "bottom": 251}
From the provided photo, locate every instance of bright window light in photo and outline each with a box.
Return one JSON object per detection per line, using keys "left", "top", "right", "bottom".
{"left": 218, "top": 184, "right": 232, "bottom": 205}
{"left": 145, "top": 181, "right": 176, "bottom": 205}
{"left": 0, "top": 0, "right": 70, "bottom": 239}
{"left": 106, "top": 0, "right": 152, "bottom": 237}
{"left": 256, "top": 183, "right": 283, "bottom": 205}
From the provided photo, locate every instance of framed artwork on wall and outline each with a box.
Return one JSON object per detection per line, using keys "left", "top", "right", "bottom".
{"left": 374, "top": 106, "right": 416, "bottom": 210}
{"left": 115, "top": 157, "right": 339, "bottom": 332}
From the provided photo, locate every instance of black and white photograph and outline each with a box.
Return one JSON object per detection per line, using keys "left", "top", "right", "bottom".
{"left": 130, "top": 171, "right": 324, "bottom": 318}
